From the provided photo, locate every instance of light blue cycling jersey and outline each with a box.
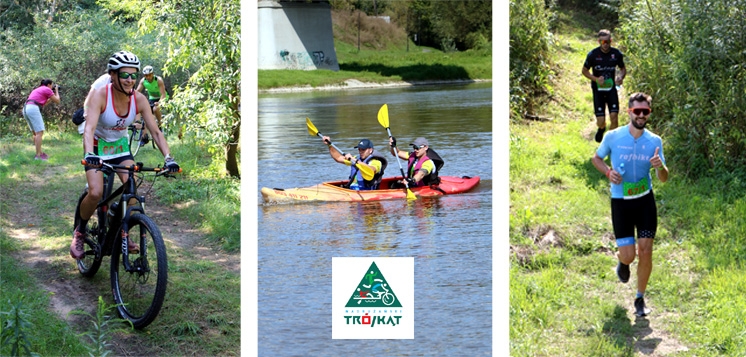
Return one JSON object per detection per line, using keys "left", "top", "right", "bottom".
{"left": 596, "top": 126, "right": 665, "bottom": 199}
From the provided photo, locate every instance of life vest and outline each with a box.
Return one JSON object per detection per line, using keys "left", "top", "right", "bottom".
{"left": 407, "top": 148, "right": 444, "bottom": 186}
{"left": 347, "top": 150, "right": 388, "bottom": 190}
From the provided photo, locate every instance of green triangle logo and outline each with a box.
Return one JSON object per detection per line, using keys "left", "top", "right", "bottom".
{"left": 345, "top": 261, "right": 402, "bottom": 307}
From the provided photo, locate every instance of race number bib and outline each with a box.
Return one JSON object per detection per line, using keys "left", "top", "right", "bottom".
{"left": 622, "top": 177, "right": 650, "bottom": 199}
{"left": 597, "top": 78, "right": 614, "bottom": 91}
{"left": 97, "top": 136, "right": 130, "bottom": 158}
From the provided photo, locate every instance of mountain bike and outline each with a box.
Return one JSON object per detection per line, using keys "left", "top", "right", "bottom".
{"left": 73, "top": 161, "right": 178, "bottom": 328}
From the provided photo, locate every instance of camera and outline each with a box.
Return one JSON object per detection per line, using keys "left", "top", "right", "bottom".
{"left": 54, "top": 84, "right": 62, "bottom": 90}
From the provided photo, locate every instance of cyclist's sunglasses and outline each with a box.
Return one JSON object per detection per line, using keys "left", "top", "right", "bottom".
{"left": 599, "top": 39, "right": 611, "bottom": 45}
{"left": 118, "top": 71, "right": 139, "bottom": 80}
{"left": 628, "top": 107, "right": 651, "bottom": 116}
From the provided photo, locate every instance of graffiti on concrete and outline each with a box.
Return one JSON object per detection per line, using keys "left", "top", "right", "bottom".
{"left": 278, "top": 49, "right": 337, "bottom": 70}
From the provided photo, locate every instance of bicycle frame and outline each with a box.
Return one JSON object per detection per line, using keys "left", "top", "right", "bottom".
{"left": 92, "top": 163, "right": 156, "bottom": 272}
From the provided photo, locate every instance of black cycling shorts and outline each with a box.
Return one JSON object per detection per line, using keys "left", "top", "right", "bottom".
{"left": 84, "top": 144, "right": 135, "bottom": 172}
{"left": 611, "top": 191, "right": 657, "bottom": 243}
{"left": 593, "top": 87, "right": 620, "bottom": 117}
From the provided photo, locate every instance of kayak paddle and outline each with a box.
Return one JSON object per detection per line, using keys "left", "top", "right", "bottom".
{"left": 306, "top": 117, "right": 376, "bottom": 181}
{"left": 376, "top": 104, "right": 416, "bottom": 200}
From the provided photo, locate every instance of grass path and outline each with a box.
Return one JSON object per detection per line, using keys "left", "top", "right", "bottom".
{"left": 1, "top": 132, "right": 240, "bottom": 355}
{"left": 509, "top": 8, "right": 695, "bottom": 357}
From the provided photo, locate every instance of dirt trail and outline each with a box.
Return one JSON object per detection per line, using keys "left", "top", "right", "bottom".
{"left": 4, "top": 165, "right": 239, "bottom": 355}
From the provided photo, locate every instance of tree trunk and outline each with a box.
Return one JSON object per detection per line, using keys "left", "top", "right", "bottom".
{"left": 225, "top": 118, "right": 240, "bottom": 178}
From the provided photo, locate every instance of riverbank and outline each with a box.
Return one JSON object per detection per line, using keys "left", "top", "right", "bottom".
{"left": 258, "top": 78, "right": 492, "bottom": 94}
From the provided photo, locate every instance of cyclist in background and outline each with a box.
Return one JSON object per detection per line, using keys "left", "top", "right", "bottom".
{"left": 71, "top": 51, "right": 179, "bottom": 261}
{"left": 136, "top": 65, "right": 169, "bottom": 145}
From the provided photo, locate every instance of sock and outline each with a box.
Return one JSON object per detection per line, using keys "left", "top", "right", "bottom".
{"left": 77, "top": 216, "right": 89, "bottom": 234}
{"left": 636, "top": 291, "right": 644, "bottom": 299}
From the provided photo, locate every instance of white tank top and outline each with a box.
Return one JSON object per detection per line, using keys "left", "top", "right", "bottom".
{"left": 94, "top": 84, "right": 137, "bottom": 143}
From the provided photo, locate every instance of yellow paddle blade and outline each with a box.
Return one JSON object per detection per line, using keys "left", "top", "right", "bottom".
{"left": 406, "top": 187, "right": 417, "bottom": 200}
{"left": 357, "top": 163, "right": 375, "bottom": 181}
{"left": 306, "top": 117, "right": 319, "bottom": 137}
{"left": 377, "top": 104, "right": 389, "bottom": 128}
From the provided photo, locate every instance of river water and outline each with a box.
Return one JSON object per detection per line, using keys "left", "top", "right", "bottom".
{"left": 257, "top": 82, "right": 492, "bottom": 355}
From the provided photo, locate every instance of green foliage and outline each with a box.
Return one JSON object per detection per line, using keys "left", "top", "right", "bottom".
{"left": 509, "top": 0, "right": 555, "bottom": 120}
{"left": 139, "top": 0, "right": 240, "bottom": 177}
{"left": 68, "top": 296, "right": 133, "bottom": 357}
{"left": 0, "top": 9, "right": 168, "bottom": 132}
{"left": 330, "top": 0, "right": 491, "bottom": 51}
{"left": 557, "top": 0, "right": 620, "bottom": 26}
{"left": 0, "top": 300, "right": 39, "bottom": 357}
{"left": 619, "top": 0, "right": 746, "bottom": 180}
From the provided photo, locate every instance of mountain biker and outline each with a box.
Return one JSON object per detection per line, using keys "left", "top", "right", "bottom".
{"left": 71, "top": 51, "right": 180, "bottom": 260}
{"left": 388, "top": 137, "right": 442, "bottom": 188}
{"left": 582, "top": 29, "right": 627, "bottom": 143}
{"left": 321, "top": 136, "right": 387, "bottom": 190}
{"left": 135, "top": 65, "right": 169, "bottom": 145}
{"left": 23, "top": 79, "right": 61, "bottom": 160}
{"left": 591, "top": 92, "right": 668, "bottom": 317}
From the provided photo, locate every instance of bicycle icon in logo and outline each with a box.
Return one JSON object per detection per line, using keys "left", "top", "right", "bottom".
{"left": 354, "top": 278, "right": 396, "bottom": 306}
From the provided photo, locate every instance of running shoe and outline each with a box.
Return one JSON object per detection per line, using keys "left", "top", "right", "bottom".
{"left": 616, "top": 262, "right": 630, "bottom": 283}
{"left": 70, "top": 229, "right": 86, "bottom": 260}
{"left": 634, "top": 297, "right": 651, "bottom": 317}
{"left": 40, "top": 152, "right": 49, "bottom": 160}
{"left": 595, "top": 127, "right": 606, "bottom": 143}
{"left": 128, "top": 237, "right": 140, "bottom": 254}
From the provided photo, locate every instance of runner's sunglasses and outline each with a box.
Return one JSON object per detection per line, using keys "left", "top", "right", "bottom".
{"left": 117, "top": 72, "right": 139, "bottom": 80}
{"left": 628, "top": 108, "right": 651, "bottom": 116}
{"left": 599, "top": 39, "right": 611, "bottom": 45}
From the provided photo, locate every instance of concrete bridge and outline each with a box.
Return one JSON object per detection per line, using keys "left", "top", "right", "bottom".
{"left": 258, "top": 0, "right": 339, "bottom": 71}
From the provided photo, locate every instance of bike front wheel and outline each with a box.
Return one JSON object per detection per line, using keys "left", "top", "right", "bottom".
{"left": 110, "top": 213, "right": 168, "bottom": 329}
{"left": 129, "top": 127, "right": 142, "bottom": 158}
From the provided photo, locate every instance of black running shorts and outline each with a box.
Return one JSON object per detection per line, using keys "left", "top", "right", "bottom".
{"left": 611, "top": 191, "right": 657, "bottom": 242}
{"left": 593, "top": 87, "right": 620, "bottom": 117}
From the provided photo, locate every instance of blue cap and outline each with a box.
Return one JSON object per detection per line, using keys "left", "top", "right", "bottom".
{"left": 354, "top": 139, "right": 374, "bottom": 149}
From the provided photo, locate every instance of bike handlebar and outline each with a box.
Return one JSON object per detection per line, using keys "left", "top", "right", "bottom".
{"left": 81, "top": 160, "right": 183, "bottom": 175}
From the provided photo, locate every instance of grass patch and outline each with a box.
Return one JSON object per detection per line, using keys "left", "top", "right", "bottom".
{"left": 0, "top": 233, "right": 89, "bottom": 356}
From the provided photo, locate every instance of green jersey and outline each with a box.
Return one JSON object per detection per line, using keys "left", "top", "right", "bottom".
{"left": 142, "top": 77, "right": 168, "bottom": 101}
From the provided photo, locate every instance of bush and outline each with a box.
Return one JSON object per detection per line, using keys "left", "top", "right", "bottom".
{"left": 619, "top": 0, "right": 746, "bottom": 179}
{"left": 0, "top": 10, "right": 178, "bottom": 132}
{"left": 509, "top": 0, "right": 555, "bottom": 119}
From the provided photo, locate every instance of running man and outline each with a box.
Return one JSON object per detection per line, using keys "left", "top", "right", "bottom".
{"left": 582, "top": 29, "right": 627, "bottom": 143}
{"left": 592, "top": 92, "right": 668, "bottom": 317}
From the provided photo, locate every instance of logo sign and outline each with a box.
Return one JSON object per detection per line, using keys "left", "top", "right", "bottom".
{"left": 332, "top": 257, "right": 414, "bottom": 339}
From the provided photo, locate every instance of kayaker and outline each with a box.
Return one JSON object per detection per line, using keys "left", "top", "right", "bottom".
{"left": 389, "top": 137, "right": 440, "bottom": 188}
{"left": 321, "top": 136, "right": 387, "bottom": 190}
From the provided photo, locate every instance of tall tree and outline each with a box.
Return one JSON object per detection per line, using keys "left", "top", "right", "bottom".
{"left": 139, "top": 0, "right": 241, "bottom": 178}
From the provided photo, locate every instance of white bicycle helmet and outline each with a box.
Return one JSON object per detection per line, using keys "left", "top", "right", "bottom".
{"left": 107, "top": 51, "right": 141, "bottom": 71}
{"left": 142, "top": 65, "right": 154, "bottom": 75}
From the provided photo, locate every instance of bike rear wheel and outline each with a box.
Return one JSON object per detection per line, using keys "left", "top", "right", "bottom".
{"left": 74, "top": 189, "right": 103, "bottom": 277}
{"left": 110, "top": 213, "right": 168, "bottom": 329}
